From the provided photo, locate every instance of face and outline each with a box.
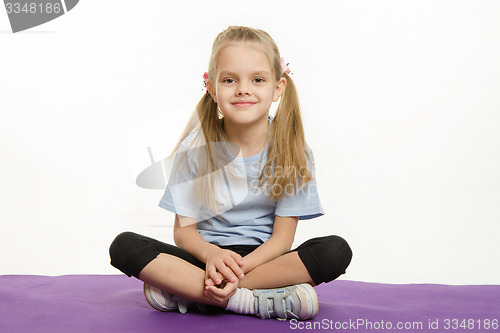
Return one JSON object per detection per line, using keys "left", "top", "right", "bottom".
{"left": 207, "top": 41, "right": 286, "bottom": 127}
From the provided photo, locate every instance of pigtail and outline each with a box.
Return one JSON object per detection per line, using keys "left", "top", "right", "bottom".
{"left": 194, "top": 91, "right": 225, "bottom": 213}
{"left": 169, "top": 91, "right": 228, "bottom": 218}
{"left": 259, "top": 73, "right": 313, "bottom": 200}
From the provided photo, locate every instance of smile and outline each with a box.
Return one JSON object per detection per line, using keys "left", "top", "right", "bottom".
{"left": 232, "top": 101, "right": 257, "bottom": 108}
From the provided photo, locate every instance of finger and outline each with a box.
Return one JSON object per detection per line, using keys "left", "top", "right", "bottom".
{"left": 205, "top": 285, "right": 230, "bottom": 301}
{"left": 206, "top": 285, "right": 237, "bottom": 306}
{"left": 225, "top": 258, "right": 245, "bottom": 279}
{"left": 205, "top": 277, "right": 215, "bottom": 286}
{"left": 204, "top": 270, "right": 211, "bottom": 285}
{"left": 230, "top": 252, "right": 245, "bottom": 266}
{"left": 204, "top": 286, "right": 227, "bottom": 305}
{"left": 207, "top": 282, "right": 237, "bottom": 298}
{"left": 203, "top": 289, "right": 218, "bottom": 304}
{"left": 215, "top": 262, "right": 237, "bottom": 283}
{"left": 207, "top": 265, "right": 223, "bottom": 285}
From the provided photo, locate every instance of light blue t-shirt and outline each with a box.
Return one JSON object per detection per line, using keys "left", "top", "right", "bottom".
{"left": 159, "top": 115, "right": 324, "bottom": 246}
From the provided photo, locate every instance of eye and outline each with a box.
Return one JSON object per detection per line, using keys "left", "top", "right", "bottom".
{"left": 223, "top": 78, "right": 236, "bottom": 84}
{"left": 253, "top": 77, "right": 265, "bottom": 83}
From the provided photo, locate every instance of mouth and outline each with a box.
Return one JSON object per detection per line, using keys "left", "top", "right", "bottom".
{"left": 232, "top": 101, "right": 257, "bottom": 108}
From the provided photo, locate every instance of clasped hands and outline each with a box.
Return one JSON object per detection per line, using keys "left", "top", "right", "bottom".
{"left": 204, "top": 249, "right": 246, "bottom": 306}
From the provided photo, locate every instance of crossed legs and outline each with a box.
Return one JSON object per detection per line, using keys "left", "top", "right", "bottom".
{"left": 110, "top": 232, "right": 352, "bottom": 308}
{"left": 138, "top": 251, "right": 314, "bottom": 307}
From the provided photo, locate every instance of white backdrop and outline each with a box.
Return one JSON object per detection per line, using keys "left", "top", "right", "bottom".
{"left": 1, "top": 0, "right": 499, "bottom": 284}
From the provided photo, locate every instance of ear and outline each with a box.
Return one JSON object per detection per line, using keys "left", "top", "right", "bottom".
{"left": 272, "top": 77, "right": 287, "bottom": 102}
{"left": 206, "top": 79, "right": 217, "bottom": 103}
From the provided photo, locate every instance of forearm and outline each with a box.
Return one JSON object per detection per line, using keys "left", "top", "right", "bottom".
{"left": 241, "top": 234, "right": 293, "bottom": 273}
{"left": 173, "top": 215, "right": 220, "bottom": 264}
{"left": 177, "top": 230, "right": 221, "bottom": 263}
{"left": 242, "top": 215, "right": 298, "bottom": 274}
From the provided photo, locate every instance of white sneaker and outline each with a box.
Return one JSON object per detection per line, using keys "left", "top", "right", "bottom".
{"left": 252, "top": 283, "right": 319, "bottom": 320}
{"left": 143, "top": 283, "right": 191, "bottom": 313}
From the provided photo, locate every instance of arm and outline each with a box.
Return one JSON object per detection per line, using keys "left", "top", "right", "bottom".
{"left": 173, "top": 214, "right": 219, "bottom": 263}
{"left": 241, "top": 215, "right": 299, "bottom": 274}
{"left": 203, "top": 216, "right": 298, "bottom": 306}
{"left": 173, "top": 214, "right": 245, "bottom": 283}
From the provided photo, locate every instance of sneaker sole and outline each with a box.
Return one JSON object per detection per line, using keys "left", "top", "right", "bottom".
{"left": 143, "top": 283, "right": 174, "bottom": 312}
{"left": 295, "top": 283, "right": 319, "bottom": 320}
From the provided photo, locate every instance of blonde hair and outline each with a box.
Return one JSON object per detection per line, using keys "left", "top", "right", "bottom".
{"left": 170, "top": 26, "right": 313, "bottom": 217}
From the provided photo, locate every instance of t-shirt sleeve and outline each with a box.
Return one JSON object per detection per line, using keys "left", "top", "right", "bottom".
{"left": 158, "top": 136, "right": 201, "bottom": 219}
{"left": 275, "top": 147, "right": 324, "bottom": 220}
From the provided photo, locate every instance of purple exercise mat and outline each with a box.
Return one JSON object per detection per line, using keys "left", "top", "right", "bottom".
{"left": 1, "top": 275, "right": 499, "bottom": 333}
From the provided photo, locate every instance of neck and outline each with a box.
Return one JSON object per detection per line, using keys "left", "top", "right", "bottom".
{"left": 223, "top": 115, "right": 269, "bottom": 158}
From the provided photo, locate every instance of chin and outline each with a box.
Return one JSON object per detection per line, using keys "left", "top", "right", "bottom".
{"left": 224, "top": 108, "right": 268, "bottom": 121}
{"left": 225, "top": 113, "right": 266, "bottom": 125}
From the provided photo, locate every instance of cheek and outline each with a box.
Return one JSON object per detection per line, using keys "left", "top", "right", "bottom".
{"left": 256, "top": 86, "right": 274, "bottom": 98}
{"left": 217, "top": 86, "right": 233, "bottom": 97}
{"left": 218, "top": 91, "right": 233, "bottom": 103}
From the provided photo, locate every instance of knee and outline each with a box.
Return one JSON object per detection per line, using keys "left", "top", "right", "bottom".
{"left": 304, "top": 235, "right": 352, "bottom": 284}
{"left": 324, "top": 235, "right": 353, "bottom": 272}
{"left": 109, "top": 231, "right": 139, "bottom": 269}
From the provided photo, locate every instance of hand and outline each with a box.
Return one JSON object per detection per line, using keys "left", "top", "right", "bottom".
{"left": 205, "top": 249, "right": 245, "bottom": 287}
{"left": 204, "top": 279, "right": 239, "bottom": 306}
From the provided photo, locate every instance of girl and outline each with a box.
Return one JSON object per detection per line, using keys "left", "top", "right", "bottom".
{"left": 109, "top": 26, "right": 352, "bottom": 321}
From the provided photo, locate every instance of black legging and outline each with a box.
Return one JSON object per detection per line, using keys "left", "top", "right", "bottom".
{"left": 109, "top": 232, "right": 352, "bottom": 286}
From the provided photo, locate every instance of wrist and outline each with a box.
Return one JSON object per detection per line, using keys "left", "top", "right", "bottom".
{"left": 202, "top": 243, "right": 221, "bottom": 264}
{"left": 241, "top": 255, "right": 256, "bottom": 274}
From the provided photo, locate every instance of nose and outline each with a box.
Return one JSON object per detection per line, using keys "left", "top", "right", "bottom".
{"left": 236, "top": 82, "right": 251, "bottom": 96}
